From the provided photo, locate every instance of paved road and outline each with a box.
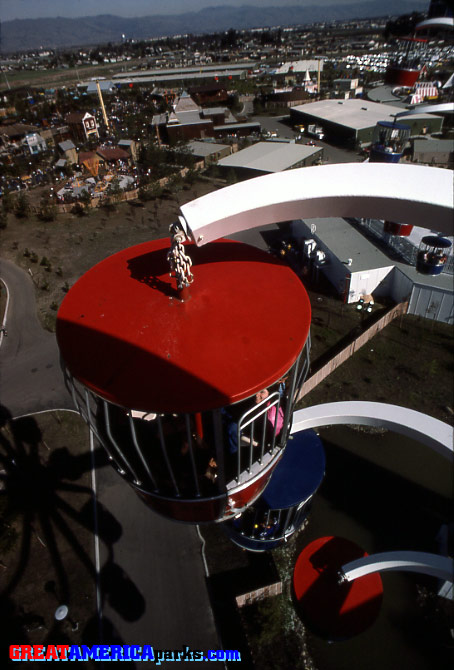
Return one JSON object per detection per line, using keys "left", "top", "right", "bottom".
{"left": 0, "top": 258, "right": 72, "bottom": 417}
{"left": 98, "top": 466, "right": 220, "bottom": 664}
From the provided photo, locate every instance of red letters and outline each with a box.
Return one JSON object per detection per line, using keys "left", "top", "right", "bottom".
{"left": 33, "top": 645, "right": 45, "bottom": 660}
{"left": 55, "top": 645, "right": 70, "bottom": 660}
{"left": 9, "top": 646, "right": 21, "bottom": 660}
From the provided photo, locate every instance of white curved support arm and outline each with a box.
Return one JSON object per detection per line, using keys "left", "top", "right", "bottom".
{"left": 395, "top": 103, "right": 454, "bottom": 118}
{"left": 179, "top": 163, "right": 453, "bottom": 246}
{"left": 340, "top": 551, "right": 454, "bottom": 583}
{"left": 291, "top": 402, "right": 453, "bottom": 462}
{"left": 415, "top": 17, "right": 454, "bottom": 31}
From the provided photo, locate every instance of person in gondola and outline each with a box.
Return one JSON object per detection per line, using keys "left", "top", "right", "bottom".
{"left": 222, "top": 387, "right": 284, "bottom": 454}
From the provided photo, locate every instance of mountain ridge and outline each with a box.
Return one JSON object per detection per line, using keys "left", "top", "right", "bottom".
{"left": 0, "top": 2, "right": 427, "bottom": 53}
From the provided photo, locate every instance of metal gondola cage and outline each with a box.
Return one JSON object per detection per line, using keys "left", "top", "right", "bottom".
{"left": 416, "top": 234, "right": 452, "bottom": 275}
{"left": 56, "top": 226, "right": 312, "bottom": 524}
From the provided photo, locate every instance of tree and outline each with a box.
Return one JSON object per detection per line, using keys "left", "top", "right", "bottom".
{"left": 0, "top": 210, "right": 7, "bottom": 230}
{"left": 101, "top": 195, "right": 116, "bottom": 212}
{"left": 78, "top": 188, "right": 92, "bottom": 211}
{"left": 107, "top": 178, "right": 122, "bottom": 203}
{"left": 1, "top": 190, "right": 16, "bottom": 213}
{"left": 71, "top": 202, "right": 86, "bottom": 217}
{"left": 37, "top": 194, "right": 58, "bottom": 222}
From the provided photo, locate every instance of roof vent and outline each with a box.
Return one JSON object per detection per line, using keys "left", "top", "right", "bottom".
{"left": 361, "top": 107, "right": 368, "bottom": 111}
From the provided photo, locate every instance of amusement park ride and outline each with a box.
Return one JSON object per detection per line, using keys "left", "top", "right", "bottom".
{"left": 384, "top": 1, "right": 453, "bottom": 87}
{"left": 367, "top": 116, "right": 452, "bottom": 269}
{"left": 57, "top": 159, "right": 453, "bottom": 639}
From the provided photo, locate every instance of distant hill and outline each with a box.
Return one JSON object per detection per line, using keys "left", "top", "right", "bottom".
{"left": 0, "top": 2, "right": 427, "bottom": 53}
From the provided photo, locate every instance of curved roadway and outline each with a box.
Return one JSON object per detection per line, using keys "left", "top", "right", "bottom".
{"left": 0, "top": 258, "right": 72, "bottom": 417}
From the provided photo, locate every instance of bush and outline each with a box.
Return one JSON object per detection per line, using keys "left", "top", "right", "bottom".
{"left": 71, "top": 202, "right": 86, "bottom": 217}
{"left": 101, "top": 196, "right": 116, "bottom": 211}
{"left": 1, "top": 191, "right": 16, "bottom": 213}
{"left": 138, "top": 186, "right": 152, "bottom": 202}
{"left": 14, "top": 193, "right": 30, "bottom": 219}
{"left": 37, "top": 197, "right": 58, "bottom": 222}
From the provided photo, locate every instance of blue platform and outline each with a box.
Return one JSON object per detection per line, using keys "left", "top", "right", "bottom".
{"left": 224, "top": 429, "right": 326, "bottom": 551}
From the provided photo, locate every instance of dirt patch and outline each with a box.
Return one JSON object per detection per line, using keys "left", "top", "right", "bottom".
{"left": 0, "top": 410, "right": 104, "bottom": 656}
{"left": 299, "top": 305, "right": 454, "bottom": 425}
{"left": 1, "top": 178, "right": 220, "bottom": 332}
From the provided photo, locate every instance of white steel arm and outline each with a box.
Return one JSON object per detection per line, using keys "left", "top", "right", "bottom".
{"left": 416, "top": 17, "right": 454, "bottom": 31}
{"left": 291, "top": 402, "right": 453, "bottom": 462}
{"left": 179, "top": 163, "right": 453, "bottom": 246}
{"left": 395, "top": 103, "right": 454, "bottom": 118}
{"left": 340, "top": 551, "right": 454, "bottom": 583}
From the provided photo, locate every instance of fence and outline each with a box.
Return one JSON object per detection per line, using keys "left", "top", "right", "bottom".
{"left": 56, "top": 161, "right": 205, "bottom": 214}
{"left": 236, "top": 581, "right": 282, "bottom": 608}
{"left": 297, "top": 301, "right": 408, "bottom": 400}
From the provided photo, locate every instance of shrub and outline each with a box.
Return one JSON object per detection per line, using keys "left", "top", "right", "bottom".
{"left": 14, "top": 193, "right": 30, "bottom": 219}
{"left": 71, "top": 202, "right": 86, "bottom": 217}
{"left": 138, "top": 186, "right": 152, "bottom": 202}
{"left": 101, "top": 196, "right": 116, "bottom": 211}
{"left": 37, "top": 197, "right": 58, "bottom": 222}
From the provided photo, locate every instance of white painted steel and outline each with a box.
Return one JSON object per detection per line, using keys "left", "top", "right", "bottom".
{"left": 179, "top": 164, "right": 453, "bottom": 246}
{"left": 291, "top": 402, "right": 453, "bottom": 461}
{"left": 395, "top": 103, "right": 454, "bottom": 117}
{"left": 415, "top": 17, "right": 454, "bottom": 31}
{"left": 341, "top": 551, "right": 454, "bottom": 583}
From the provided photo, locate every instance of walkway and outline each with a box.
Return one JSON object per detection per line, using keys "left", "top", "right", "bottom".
{"left": 0, "top": 258, "right": 72, "bottom": 416}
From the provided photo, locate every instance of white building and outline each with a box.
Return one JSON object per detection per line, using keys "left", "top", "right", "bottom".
{"left": 22, "top": 132, "right": 47, "bottom": 155}
{"left": 290, "top": 217, "right": 453, "bottom": 324}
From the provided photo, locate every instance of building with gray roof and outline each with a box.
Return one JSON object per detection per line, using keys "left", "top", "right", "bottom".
{"left": 290, "top": 99, "right": 443, "bottom": 146}
{"left": 217, "top": 141, "right": 322, "bottom": 177}
{"left": 187, "top": 141, "right": 232, "bottom": 166}
{"left": 290, "top": 217, "right": 453, "bottom": 323}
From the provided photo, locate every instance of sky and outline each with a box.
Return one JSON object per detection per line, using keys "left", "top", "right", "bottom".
{"left": 1, "top": 0, "right": 379, "bottom": 22}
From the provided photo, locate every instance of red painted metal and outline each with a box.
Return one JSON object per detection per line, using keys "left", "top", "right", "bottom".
{"left": 383, "top": 221, "right": 414, "bottom": 237}
{"left": 135, "top": 456, "right": 280, "bottom": 522}
{"left": 384, "top": 66, "right": 421, "bottom": 87}
{"left": 136, "top": 491, "right": 226, "bottom": 523}
{"left": 225, "top": 463, "right": 279, "bottom": 515}
{"left": 57, "top": 238, "right": 311, "bottom": 414}
{"left": 293, "top": 536, "right": 383, "bottom": 639}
